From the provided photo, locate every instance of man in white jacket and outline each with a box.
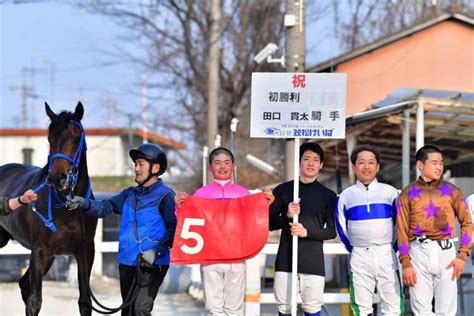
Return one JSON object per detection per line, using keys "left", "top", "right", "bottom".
{"left": 468, "top": 193, "right": 474, "bottom": 280}
{"left": 335, "top": 144, "right": 404, "bottom": 316}
{"left": 467, "top": 193, "right": 474, "bottom": 217}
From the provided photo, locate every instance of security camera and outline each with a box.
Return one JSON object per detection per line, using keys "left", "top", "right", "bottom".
{"left": 246, "top": 154, "right": 280, "bottom": 176}
{"left": 254, "top": 43, "right": 279, "bottom": 64}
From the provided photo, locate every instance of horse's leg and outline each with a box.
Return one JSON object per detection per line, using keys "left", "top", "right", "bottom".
{"left": 75, "top": 241, "right": 95, "bottom": 316}
{"left": 24, "top": 248, "right": 54, "bottom": 316}
{"left": 19, "top": 267, "right": 31, "bottom": 303}
{"left": 19, "top": 257, "right": 55, "bottom": 304}
{"left": 0, "top": 226, "right": 11, "bottom": 247}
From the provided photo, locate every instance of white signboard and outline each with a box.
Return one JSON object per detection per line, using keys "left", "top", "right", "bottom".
{"left": 250, "top": 72, "right": 347, "bottom": 139}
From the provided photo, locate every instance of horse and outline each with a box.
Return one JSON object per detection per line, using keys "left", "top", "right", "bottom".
{"left": 0, "top": 102, "right": 97, "bottom": 316}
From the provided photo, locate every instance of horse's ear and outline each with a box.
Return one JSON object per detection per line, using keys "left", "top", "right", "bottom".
{"left": 74, "top": 102, "right": 84, "bottom": 121}
{"left": 45, "top": 102, "right": 57, "bottom": 120}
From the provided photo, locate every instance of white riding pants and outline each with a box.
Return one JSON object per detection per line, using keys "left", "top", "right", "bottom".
{"left": 350, "top": 244, "right": 404, "bottom": 316}
{"left": 201, "top": 262, "right": 246, "bottom": 316}
{"left": 274, "top": 271, "right": 325, "bottom": 314}
{"left": 409, "top": 240, "right": 457, "bottom": 316}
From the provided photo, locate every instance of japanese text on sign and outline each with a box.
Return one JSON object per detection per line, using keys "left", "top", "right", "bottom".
{"left": 251, "top": 72, "right": 347, "bottom": 139}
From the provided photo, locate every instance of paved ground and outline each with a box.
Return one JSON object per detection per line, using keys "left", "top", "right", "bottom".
{"left": 1, "top": 276, "right": 473, "bottom": 315}
{"left": 0, "top": 278, "right": 342, "bottom": 315}
{"left": 0, "top": 278, "right": 206, "bottom": 316}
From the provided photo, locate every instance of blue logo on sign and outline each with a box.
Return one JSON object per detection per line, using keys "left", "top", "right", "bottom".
{"left": 264, "top": 127, "right": 280, "bottom": 135}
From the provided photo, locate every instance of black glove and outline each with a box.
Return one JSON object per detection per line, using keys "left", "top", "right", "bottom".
{"left": 65, "top": 195, "right": 85, "bottom": 210}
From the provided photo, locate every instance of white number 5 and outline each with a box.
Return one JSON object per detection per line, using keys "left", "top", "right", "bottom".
{"left": 180, "top": 218, "right": 205, "bottom": 255}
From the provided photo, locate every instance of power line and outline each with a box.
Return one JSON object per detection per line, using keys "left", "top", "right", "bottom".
{"left": 1, "top": 61, "right": 129, "bottom": 81}
{"left": 0, "top": 0, "right": 52, "bottom": 4}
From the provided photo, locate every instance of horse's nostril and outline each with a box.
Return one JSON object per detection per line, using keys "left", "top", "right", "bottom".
{"left": 48, "top": 172, "right": 69, "bottom": 189}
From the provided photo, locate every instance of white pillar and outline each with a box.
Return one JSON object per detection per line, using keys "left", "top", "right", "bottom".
{"left": 416, "top": 100, "right": 424, "bottom": 178}
{"left": 346, "top": 135, "right": 357, "bottom": 184}
{"left": 202, "top": 146, "right": 209, "bottom": 186}
{"left": 402, "top": 109, "right": 410, "bottom": 187}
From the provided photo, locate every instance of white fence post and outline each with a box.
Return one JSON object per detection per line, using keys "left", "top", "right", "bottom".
{"left": 245, "top": 254, "right": 262, "bottom": 315}
{"left": 92, "top": 218, "right": 103, "bottom": 277}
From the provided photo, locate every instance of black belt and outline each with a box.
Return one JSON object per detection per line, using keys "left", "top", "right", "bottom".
{"left": 437, "top": 239, "right": 453, "bottom": 250}
{"left": 414, "top": 236, "right": 453, "bottom": 250}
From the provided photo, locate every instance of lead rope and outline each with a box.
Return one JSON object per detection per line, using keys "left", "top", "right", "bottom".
{"left": 77, "top": 209, "right": 140, "bottom": 315}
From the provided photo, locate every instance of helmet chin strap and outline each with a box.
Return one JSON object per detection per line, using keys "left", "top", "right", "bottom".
{"left": 138, "top": 163, "right": 159, "bottom": 186}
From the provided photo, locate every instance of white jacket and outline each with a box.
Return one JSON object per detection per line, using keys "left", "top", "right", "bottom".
{"left": 467, "top": 193, "right": 474, "bottom": 217}
{"left": 335, "top": 179, "right": 398, "bottom": 252}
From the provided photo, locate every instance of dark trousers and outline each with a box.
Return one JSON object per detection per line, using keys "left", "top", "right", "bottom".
{"left": 119, "top": 264, "right": 169, "bottom": 316}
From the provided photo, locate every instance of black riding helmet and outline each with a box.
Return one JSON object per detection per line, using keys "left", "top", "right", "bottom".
{"left": 129, "top": 143, "right": 167, "bottom": 176}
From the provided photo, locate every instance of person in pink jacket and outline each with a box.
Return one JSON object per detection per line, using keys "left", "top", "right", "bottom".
{"left": 175, "top": 147, "right": 273, "bottom": 315}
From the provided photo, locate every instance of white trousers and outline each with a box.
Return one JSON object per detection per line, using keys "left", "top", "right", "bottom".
{"left": 273, "top": 271, "right": 325, "bottom": 314}
{"left": 350, "top": 244, "right": 404, "bottom": 316}
{"left": 201, "top": 262, "right": 246, "bottom": 316}
{"left": 409, "top": 240, "right": 457, "bottom": 316}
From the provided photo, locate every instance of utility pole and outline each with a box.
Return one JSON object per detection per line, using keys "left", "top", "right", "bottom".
{"left": 207, "top": 0, "right": 221, "bottom": 182}
{"left": 285, "top": 0, "right": 306, "bottom": 181}
{"left": 48, "top": 62, "right": 56, "bottom": 105}
{"left": 142, "top": 75, "right": 149, "bottom": 144}
{"left": 11, "top": 67, "right": 38, "bottom": 127}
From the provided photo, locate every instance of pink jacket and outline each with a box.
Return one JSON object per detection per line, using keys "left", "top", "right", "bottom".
{"left": 194, "top": 181, "right": 249, "bottom": 200}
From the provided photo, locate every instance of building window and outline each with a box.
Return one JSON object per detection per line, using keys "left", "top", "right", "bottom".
{"left": 22, "top": 148, "right": 33, "bottom": 165}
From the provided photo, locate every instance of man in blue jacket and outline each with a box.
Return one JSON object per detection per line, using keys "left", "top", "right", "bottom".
{"left": 67, "top": 143, "right": 176, "bottom": 316}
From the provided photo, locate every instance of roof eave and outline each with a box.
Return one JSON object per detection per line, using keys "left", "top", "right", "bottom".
{"left": 308, "top": 13, "right": 472, "bottom": 73}
{"left": 346, "top": 101, "right": 415, "bottom": 125}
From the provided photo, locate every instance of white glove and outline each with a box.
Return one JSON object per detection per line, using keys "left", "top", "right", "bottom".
{"left": 66, "top": 195, "right": 85, "bottom": 210}
{"left": 141, "top": 249, "right": 155, "bottom": 266}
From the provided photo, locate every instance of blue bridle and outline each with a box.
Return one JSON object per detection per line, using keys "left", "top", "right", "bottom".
{"left": 31, "top": 120, "right": 91, "bottom": 232}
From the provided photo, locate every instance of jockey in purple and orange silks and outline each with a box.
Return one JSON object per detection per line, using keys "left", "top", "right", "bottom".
{"left": 397, "top": 145, "right": 472, "bottom": 315}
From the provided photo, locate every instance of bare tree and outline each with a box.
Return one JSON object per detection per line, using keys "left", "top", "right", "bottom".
{"left": 329, "top": 0, "right": 474, "bottom": 52}
{"left": 80, "top": 0, "right": 286, "bottom": 188}
{"left": 81, "top": 0, "right": 474, "bottom": 188}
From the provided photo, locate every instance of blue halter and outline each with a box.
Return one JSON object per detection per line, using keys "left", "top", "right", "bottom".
{"left": 31, "top": 120, "right": 91, "bottom": 232}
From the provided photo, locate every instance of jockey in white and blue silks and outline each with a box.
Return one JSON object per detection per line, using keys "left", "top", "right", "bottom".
{"left": 336, "top": 178, "right": 404, "bottom": 316}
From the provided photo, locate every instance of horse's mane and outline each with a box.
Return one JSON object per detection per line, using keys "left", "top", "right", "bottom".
{"left": 47, "top": 111, "right": 78, "bottom": 134}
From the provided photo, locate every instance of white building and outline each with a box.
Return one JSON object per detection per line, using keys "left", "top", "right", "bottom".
{"left": 0, "top": 128, "right": 185, "bottom": 177}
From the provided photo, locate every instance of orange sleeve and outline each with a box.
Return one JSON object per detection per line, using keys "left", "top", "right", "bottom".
{"left": 453, "top": 189, "right": 472, "bottom": 261}
{"left": 396, "top": 189, "right": 412, "bottom": 269}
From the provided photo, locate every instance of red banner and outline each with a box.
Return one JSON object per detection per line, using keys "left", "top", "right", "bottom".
{"left": 171, "top": 192, "right": 269, "bottom": 265}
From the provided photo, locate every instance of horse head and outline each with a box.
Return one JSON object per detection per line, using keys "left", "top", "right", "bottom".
{"left": 45, "top": 101, "right": 86, "bottom": 193}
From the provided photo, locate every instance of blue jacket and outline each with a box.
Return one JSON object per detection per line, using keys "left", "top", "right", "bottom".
{"left": 83, "top": 179, "right": 176, "bottom": 266}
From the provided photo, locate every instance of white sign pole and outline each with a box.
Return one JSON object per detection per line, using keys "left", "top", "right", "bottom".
{"left": 291, "top": 137, "right": 300, "bottom": 316}
{"left": 250, "top": 72, "right": 346, "bottom": 316}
